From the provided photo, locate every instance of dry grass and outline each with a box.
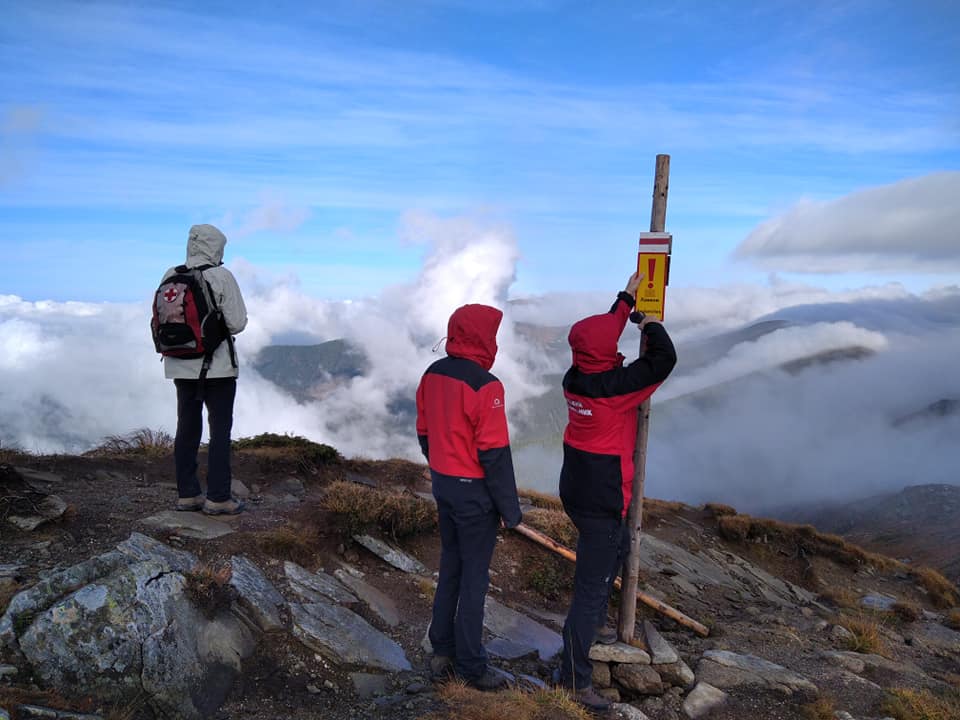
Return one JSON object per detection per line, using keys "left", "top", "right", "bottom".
{"left": 347, "top": 457, "right": 431, "bottom": 488}
{"left": 891, "top": 601, "right": 923, "bottom": 624}
{"left": 518, "top": 489, "right": 563, "bottom": 512}
{"left": 521, "top": 507, "right": 578, "bottom": 548}
{"left": 233, "top": 432, "right": 340, "bottom": 473}
{"left": 800, "top": 696, "right": 836, "bottom": 720}
{"left": 944, "top": 609, "right": 960, "bottom": 631}
{"left": 837, "top": 611, "right": 889, "bottom": 656}
{"left": 911, "top": 567, "right": 959, "bottom": 609}
{"left": 322, "top": 481, "right": 437, "bottom": 538}
{"left": 704, "top": 502, "right": 738, "bottom": 517}
{"left": 421, "top": 681, "right": 591, "bottom": 720}
{"left": 0, "top": 688, "right": 98, "bottom": 715}
{"left": 84, "top": 427, "right": 174, "bottom": 457}
{"left": 881, "top": 687, "right": 960, "bottom": 720}
{"left": 183, "top": 563, "right": 236, "bottom": 619}
{"left": 253, "top": 522, "right": 321, "bottom": 566}
{"left": 819, "top": 586, "right": 860, "bottom": 610}
{"left": 716, "top": 512, "right": 902, "bottom": 572}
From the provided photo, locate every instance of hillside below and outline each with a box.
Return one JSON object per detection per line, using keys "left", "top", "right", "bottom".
{"left": 1, "top": 435, "right": 959, "bottom": 720}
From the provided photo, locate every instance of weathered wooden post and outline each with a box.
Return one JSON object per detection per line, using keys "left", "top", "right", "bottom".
{"left": 618, "top": 154, "right": 671, "bottom": 642}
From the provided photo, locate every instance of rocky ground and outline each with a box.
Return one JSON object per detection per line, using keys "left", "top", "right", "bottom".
{"left": 0, "top": 435, "right": 958, "bottom": 720}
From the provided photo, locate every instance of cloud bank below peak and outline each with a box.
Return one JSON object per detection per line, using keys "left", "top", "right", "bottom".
{"left": 735, "top": 172, "right": 960, "bottom": 274}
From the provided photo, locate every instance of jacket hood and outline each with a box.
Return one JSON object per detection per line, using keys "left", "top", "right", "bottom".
{"left": 445, "top": 304, "right": 502, "bottom": 371}
{"left": 568, "top": 310, "right": 628, "bottom": 373}
{"left": 186, "top": 224, "right": 227, "bottom": 267}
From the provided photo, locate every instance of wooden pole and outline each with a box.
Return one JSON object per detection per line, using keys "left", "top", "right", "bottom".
{"left": 618, "top": 154, "right": 671, "bottom": 643}
{"left": 514, "top": 522, "right": 708, "bottom": 637}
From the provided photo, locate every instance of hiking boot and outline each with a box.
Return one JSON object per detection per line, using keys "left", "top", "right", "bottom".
{"left": 573, "top": 686, "right": 612, "bottom": 712}
{"left": 202, "top": 497, "right": 246, "bottom": 516}
{"left": 175, "top": 495, "right": 204, "bottom": 512}
{"left": 594, "top": 625, "right": 618, "bottom": 645}
{"left": 466, "top": 667, "right": 510, "bottom": 691}
{"left": 429, "top": 655, "right": 453, "bottom": 681}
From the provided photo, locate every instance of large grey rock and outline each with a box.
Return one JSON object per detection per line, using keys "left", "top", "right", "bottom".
{"left": 682, "top": 682, "right": 727, "bottom": 719}
{"left": 290, "top": 602, "right": 411, "bottom": 672}
{"left": 860, "top": 593, "right": 897, "bottom": 611}
{"left": 638, "top": 534, "right": 819, "bottom": 608}
{"left": 334, "top": 567, "right": 400, "bottom": 627}
{"left": 483, "top": 597, "right": 562, "bottom": 661}
{"left": 914, "top": 621, "right": 960, "bottom": 654}
{"left": 285, "top": 561, "right": 357, "bottom": 605}
{"left": 117, "top": 532, "right": 197, "bottom": 573}
{"left": 642, "top": 621, "right": 679, "bottom": 664}
{"left": 589, "top": 641, "right": 652, "bottom": 664}
{"left": 140, "top": 511, "right": 235, "bottom": 540}
{"left": 230, "top": 556, "right": 286, "bottom": 632}
{"left": 353, "top": 535, "right": 428, "bottom": 575}
{"left": 2, "top": 534, "right": 258, "bottom": 719}
{"left": 697, "top": 650, "right": 817, "bottom": 696}
{"left": 487, "top": 637, "right": 538, "bottom": 660}
{"left": 612, "top": 663, "right": 663, "bottom": 694}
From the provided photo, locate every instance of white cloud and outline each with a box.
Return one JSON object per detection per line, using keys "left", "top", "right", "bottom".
{"left": 736, "top": 172, "right": 960, "bottom": 273}
{"left": 219, "top": 194, "right": 312, "bottom": 238}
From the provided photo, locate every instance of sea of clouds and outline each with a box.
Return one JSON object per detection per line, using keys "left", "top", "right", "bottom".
{"left": 1, "top": 214, "right": 958, "bottom": 512}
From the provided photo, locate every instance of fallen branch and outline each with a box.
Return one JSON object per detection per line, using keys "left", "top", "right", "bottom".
{"left": 513, "top": 522, "right": 710, "bottom": 638}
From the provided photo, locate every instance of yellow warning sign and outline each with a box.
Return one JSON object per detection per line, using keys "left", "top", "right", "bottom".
{"left": 636, "top": 252, "right": 668, "bottom": 320}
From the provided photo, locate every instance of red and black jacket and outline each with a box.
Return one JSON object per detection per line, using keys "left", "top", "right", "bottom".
{"left": 559, "top": 292, "right": 677, "bottom": 519}
{"left": 416, "top": 304, "right": 522, "bottom": 527}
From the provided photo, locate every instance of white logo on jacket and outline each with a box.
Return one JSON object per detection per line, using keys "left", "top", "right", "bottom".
{"left": 492, "top": 397, "right": 503, "bottom": 409}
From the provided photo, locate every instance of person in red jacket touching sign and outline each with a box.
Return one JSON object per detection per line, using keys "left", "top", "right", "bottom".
{"left": 416, "top": 303, "right": 523, "bottom": 691}
{"left": 557, "top": 271, "right": 677, "bottom": 711}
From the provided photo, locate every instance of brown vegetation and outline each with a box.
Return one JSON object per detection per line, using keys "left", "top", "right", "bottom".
{"left": 522, "top": 556, "right": 574, "bottom": 601}
{"left": 183, "top": 563, "right": 236, "bottom": 619}
{"left": 322, "top": 481, "right": 437, "bottom": 538}
{"left": 84, "top": 428, "right": 173, "bottom": 457}
{"left": 819, "top": 586, "right": 860, "bottom": 610}
{"left": 253, "top": 522, "right": 322, "bottom": 566}
{"left": 836, "top": 611, "right": 888, "bottom": 656}
{"left": 891, "top": 601, "right": 923, "bottom": 624}
{"left": 233, "top": 432, "right": 340, "bottom": 473}
{"left": 422, "top": 681, "right": 591, "bottom": 720}
{"left": 520, "top": 507, "right": 577, "bottom": 548}
{"left": 910, "top": 567, "right": 959, "bottom": 609}
{"left": 800, "top": 696, "right": 836, "bottom": 720}
{"left": 704, "top": 502, "right": 738, "bottom": 517}
{"left": 881, "top": 687, "right": 960, "bottom": 720}
{"left": 347, "top": 457, "right": 431, "bottom": 488}
{"left": 716, "top": 513, "right": 901, "bottom": 571}
{"left": 944, "top": 609, "right": 960, "bottom": 631}
{"left": 518, "top": 489, "right": 563, "bottom": 512}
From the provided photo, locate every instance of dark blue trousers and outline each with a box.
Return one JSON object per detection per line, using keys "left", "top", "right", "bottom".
{"left": 429, "top": 471, "right": 499, "bottom": 681}
{"left": 174, "top": 377, "right": 236, "bottom": 503}
{"left": 560, "top": 512, "right": 629, "bottom": 690}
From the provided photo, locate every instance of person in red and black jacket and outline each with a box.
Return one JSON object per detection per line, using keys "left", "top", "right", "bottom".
{"left": 557, "top": 271, "right": 677, "bottom": 711}
{"left": 416, "top": 303, "right": 522, "bottom": 691}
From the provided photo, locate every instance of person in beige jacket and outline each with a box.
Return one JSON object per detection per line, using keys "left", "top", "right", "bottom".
{"left": 162, "top": 224, "right": 248, "bottom": 515}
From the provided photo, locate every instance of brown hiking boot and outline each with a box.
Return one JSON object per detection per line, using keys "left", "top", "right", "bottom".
{"left": 202, "top": 497, "right": 245, "bottom": 516}
{"left": 175, "top": 495, "right": 204, "bottom": 512}
{"left": 574, "top": 686, "right": 612, "bottom": 712}
{"left": 594, "top": 625, "right": 617, "bottom": 645}
{"left": 429, "top": 655, "right": 453, "bottom": 681}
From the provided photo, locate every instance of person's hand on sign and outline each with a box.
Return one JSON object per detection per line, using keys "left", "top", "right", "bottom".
{"left": 624, "top": 271, "right": 644, "bottom": 299}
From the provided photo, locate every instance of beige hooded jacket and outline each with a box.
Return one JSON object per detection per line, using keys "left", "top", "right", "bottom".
{"left": 161, "top": 224, "right": 248, "bottom": 380}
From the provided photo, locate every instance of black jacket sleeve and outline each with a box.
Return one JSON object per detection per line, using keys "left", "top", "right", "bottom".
{"left": 477, "top": 446, "right": 523, "bottom": 528}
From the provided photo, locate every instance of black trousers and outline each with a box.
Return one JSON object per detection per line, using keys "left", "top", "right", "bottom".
{"left": 560, "top": 511, "right": 629, "bottom": 690}
{"left": 429, "top": 471, "right": 500, "bottom": 681}
{"left": 174, "top": 377, "right": 236, "bottom": 503}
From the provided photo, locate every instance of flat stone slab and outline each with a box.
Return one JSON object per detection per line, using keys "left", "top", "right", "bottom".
{"left": 483, "top": 597, "right": 562, "bottom": 661}
{"left": 285, "top": 562, "right": 357, "bottom": 605}
{"left": 334, "top": 567, "right": 400, "bottom": 627}
{"left": 487, "top": 637, "right": 538, "bottom": 660}
{"left": 230, "top": 556, "right": 285, "bottom": 632}
{"left": 353, "top": 535, "right": 428, "bottom": 575}
{"left": 140, "top": 511, "right": 234, "bottom": 540}
{"left": 642, "top": 621, "right": 679, "bottom": 664}
{"left": 117, "top": 532, "right": 197, "bottom": 573}
{"left": 697, "top": 650, "right": 818, "bottom": 696}
{"left": 8, "top": 495, "right": 69, "bottom": 531}
{"left": 290, "top": 602, "right": 411, "bottom": 672}
{"left": 589, "top": 641, "right": 652, "bottom": 664}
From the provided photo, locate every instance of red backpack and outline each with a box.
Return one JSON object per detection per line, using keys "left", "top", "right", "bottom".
{"left": 151, "top": 264, "right": 235, "bottom": 375}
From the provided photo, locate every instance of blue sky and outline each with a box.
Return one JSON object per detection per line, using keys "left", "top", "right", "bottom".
{"left": 1, "top": 0, "right": 958, "bottom": 302}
